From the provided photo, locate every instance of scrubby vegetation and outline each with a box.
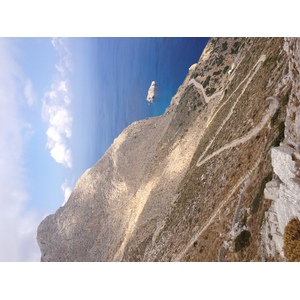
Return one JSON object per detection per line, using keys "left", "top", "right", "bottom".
{"left": 235, "top": 230, "right": 251, "bottom": 252}
{"left": 202, "top": 75, "right": 211, "bottom": 88}
{"left": 283, "top": 218, "right": 300, "bottom": 261}
{"left": 223, "top": 65, "right": 230, "bottom": 74}
{"left": 216, "top": 55, "right": 224, "bottom": 66}
{"left": 213, "top": 70, "right": 222, "bottom": 76}
{"left": 281, "top": 91, "right": 290, "bottom": 106}
{"left": 241, "top": 214, "right": 248, "bottom": 226}
{"left": 278, "top": 121, "right": 285, "bottom": 134}
{"left": 222, "top": 41, "right": 228, "bottom": 51}
{"left": 192, "top": 71, "right": 199, "bottom": 79}
{"left": 271, "top": 120, "right": 285, "bottom": 147}
{"left": 230, "top": 42, "right": 240, "bottom": 54}
{"left": 263, "top": 55, "right": 279, "bottom": 67}
{"left": 251, "top": 172, "right": 273, "bottom": 214}
{"left": 206, "top": 87, "right": 216, "bottom": 96}
{"left": 271, "top": 108, "right": 280, "bottom": 126}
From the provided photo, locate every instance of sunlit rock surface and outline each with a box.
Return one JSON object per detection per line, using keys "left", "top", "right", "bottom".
{"left": 146, "top": 81, "right": 156, "bottom": 102}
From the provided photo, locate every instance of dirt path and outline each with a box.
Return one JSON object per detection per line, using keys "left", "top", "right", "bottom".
{"left": 173, "top": 154, "right": 263, "bottom": 262}
{"left": 196, "top": 55, "right": 266, "bottom": 166}
{"left": 173, "top": 54, "right": 280, "bottom": 261}
{"left": 197, "top": 96, "right": 279, "bottom": 168}
{"left": 188, "top": 79, "right": 223, "bottom": 104}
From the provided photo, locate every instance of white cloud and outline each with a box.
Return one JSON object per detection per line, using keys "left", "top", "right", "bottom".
{"left": 42, "top": 38, "right": 73, "bottom": 169}
{"left": 50, "top": 142, "right": 72, "bottom": 168}
{"left": 0, "top": 37, "right": 74, "bottom": 260}
{"left": 51, "top": 37, "right": 73, "bottom": 72}
{"left": 61, "top": 179, "right": 72, "bottom": 206}
{"left": 55, "top": 63, "right": 65, "bottom": 75}
{"left": 0, "top": 38, "right": 41, "bottom": 261}
{"left": 58, "top": 80, "right": 68, "bottom": 93}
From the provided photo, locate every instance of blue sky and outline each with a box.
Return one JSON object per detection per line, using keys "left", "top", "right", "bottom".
{"left": 0, "top": 37, "right": 76, "bottom": 261}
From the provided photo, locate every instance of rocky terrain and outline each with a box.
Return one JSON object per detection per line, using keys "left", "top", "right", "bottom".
{"left": 146, "top": 81, "right": 156, "bottom": 102}
{"left": 262, "top": 38, "right": 300, "bottom": 260}
{"left": 37, "top": 37, "right": 300, "bottom": 261}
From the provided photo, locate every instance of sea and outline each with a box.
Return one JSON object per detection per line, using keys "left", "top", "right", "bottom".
{"left": 69, "top": 37, "right": 209, "bottom": 177}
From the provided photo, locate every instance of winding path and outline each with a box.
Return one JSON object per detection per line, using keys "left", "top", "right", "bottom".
{"left": 188, "top": 79, "right": 223, "bottom": 104}
{"left": 196, "top": 55, "right": 267, "bottom": 166}
{"left": 173, "top": 54, "right": 281, "bottom": 261}
{"left": 196, "top": 96, "right": 279, "bottom": 168}
{"left": 173, "top": 154, "right": 263, "bottom": 261}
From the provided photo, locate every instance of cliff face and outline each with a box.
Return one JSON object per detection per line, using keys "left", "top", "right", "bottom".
{"left": 262, "top": 38, "right": 300, "bottom": 259}
{"left": 37, "top": 37, "right": 298, "bottom": 262}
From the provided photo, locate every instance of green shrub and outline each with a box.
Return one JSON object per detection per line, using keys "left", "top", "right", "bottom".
{"left": 272, "top": 131, "right": 285, "bottom": 147}
{"left": 230, "top": 42, "right": 240, "bottom": 54}
{"left": 235, "top": 230, "right": 251, "bottom": 252}
{"left": 242, "top": 215, "right": 248, "bottom": 226}
{"left": 281, "top": 91, "right": 290, "bottom": 106}
{"left": 222, "top": 41, "right": 228, "bottom": 51}
{"left": 270, "top": 108, "right": 280, "bottom": 126}
{"left": 251, "top": 172, "right": 273, "bottom": 214}
{"left": 213, "top": 70, "right": 222, "bottom": 76}
{"left": 233, "top": 41, "right": 240, "bottom": 49}
{"left": 223, "top": 65, "right": 230, "bottom": 74}
{"left": 283, "top": 218, "right": 300, "bottom": 261}
{"left": 216, "top": 55, "right": 224, "bottom": 66}
{"left": 206, "top": 87, "right": 216, "bottom": 96}
{"left": 271, "top": 120, "right": 285, "bottom": 147}
{"left": 192, "top": 72, "right": 198, "bottom": 79}
{"left": 260, "top": 211, "right": 266, "bottom": 228}
{"left": 202, "top": 76, "right": 211, "bottom": 88}
{"left": 278, "top": 121, "right": 285, "bottom": 134}
{"left": 263, "top": 55, "right": 279, "bottom": 67}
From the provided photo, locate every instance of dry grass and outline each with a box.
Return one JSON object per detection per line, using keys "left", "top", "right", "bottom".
{"left": 123, "top": 38, "right": 288, "bottom": 262}
{"left": 283, "top": 218, "right": 300, "bottom": 262}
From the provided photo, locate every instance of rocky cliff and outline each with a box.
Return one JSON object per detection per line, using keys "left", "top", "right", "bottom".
{"left": 37, "top": 37, "right": 299, "bottom": 261}
{"left": 146, "top": 81, "right": 156, "bottom": 102}
{"left": 262, "top": 38, "right": 300, "bottom": 260}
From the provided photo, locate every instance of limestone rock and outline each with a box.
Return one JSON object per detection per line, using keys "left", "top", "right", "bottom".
{"left": 264, "top": 179, "right": 280, "bottom": 201}
{"left": 146, "top": 81, "right": 156, "bottom": 102}
{"left": 271, "top": 145, "right": 296, "bottom": 185}
{"left": 262, "top": 38, "right": 300, "bottom": 260}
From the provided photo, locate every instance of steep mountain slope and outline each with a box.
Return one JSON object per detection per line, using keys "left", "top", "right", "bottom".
{"left": 262, "top": 38, "right": 300, "bottom": 261}
{"left": 37, "top": 37, "right": 298, "bottom": 261}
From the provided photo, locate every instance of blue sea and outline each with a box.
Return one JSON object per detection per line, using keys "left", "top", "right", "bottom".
{"left": 69, "top": 37, "right": 209, "bottom": 178}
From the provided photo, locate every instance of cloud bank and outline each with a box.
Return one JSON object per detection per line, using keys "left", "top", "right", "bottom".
{"left": 42, "top": 38, "right": 73, "bottom": 168}
{"left": 0, "top": 38, "right": 41, "bottom": 261}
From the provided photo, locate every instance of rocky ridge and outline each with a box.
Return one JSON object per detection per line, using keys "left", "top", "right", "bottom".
{"left": 262, "top": 38, "right": 300, "bottom": 260}
{"left": 37, "top": 38, "right": 297, "bottom": 261}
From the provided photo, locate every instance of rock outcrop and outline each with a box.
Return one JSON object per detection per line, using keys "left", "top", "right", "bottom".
{"left": 262, "top": 38, "right": 300, "bottom": 260}
{"left": 146, "top": 81, "right": 156, "bottom": 102}
{"left": 37, "top": 38, "right": 297, "bottom": 261}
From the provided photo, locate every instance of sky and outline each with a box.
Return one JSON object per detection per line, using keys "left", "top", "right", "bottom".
{"left": 0, "top": 37, "right": 209, "bottom": 261}
{"left": 0, "top": 37, "right": 92, "bottom": 261}
{"left": 0, "top": 37, "right": 72, "bottom": 261}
